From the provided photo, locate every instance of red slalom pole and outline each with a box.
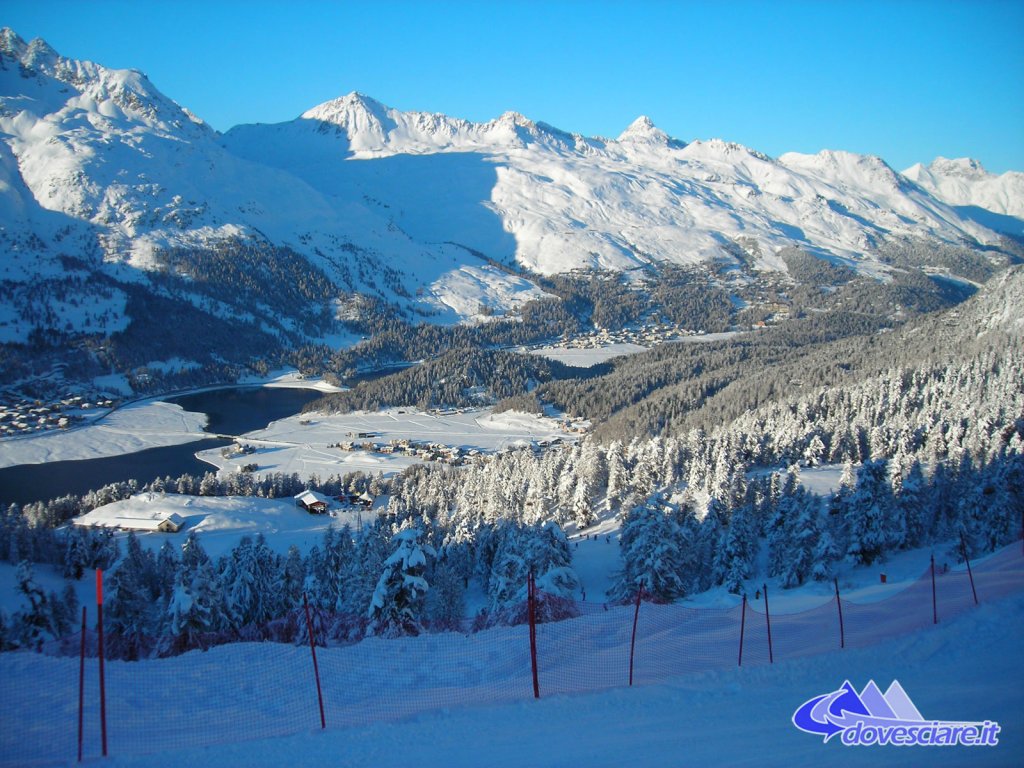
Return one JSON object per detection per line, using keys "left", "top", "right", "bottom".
{"left": 96, "top": 570, "right": 107, "bottom": 757}
{"left": 78, "top": 606, "right": 86, "bottom": 763}
{"left": 628, "top": 585, "right": 643, "bottom": 687}
{"left": 738, "top": 594, "right": 746, "bottom": 667}
{"left": 528, "top": 572, "right": 539, "bottom": 699}
{"left": 931, "top": 554, "right": 938, "bottom": 625}
{"left": 763, "top": 584, "right": 774, "bottom": 664}
{"left": 834, "top": 578, "right": 845, "bottom": 649}
{"left": 959, "top": 532, "right": 979, "bottom": 605}
{"left": 302, "top": 593, "right": 326, "bottom": 729}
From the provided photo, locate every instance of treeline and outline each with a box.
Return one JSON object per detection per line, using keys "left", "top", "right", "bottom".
{"left": 878, "top": 237, "right": 1019, "bottom": 284}
{"left": 309, "top": 349, "right": 580, "bottom": 413}
{"left": 610, "top": 450, "right": 1022, "bottom": 602}
{"left": 538, "top": 268, "right": 1004, "bottom": 442}
{"left": 0, "top": 510, "right": 579, "bottom": 657}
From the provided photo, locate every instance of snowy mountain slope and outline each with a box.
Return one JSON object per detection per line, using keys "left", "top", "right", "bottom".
{"left": 954, "top": 265, "right": 1024, "bottom": 336}
{"left": 904, "top": 157, "right": 1024, "bottom": 217}
{"left": 2, "top": 561, "right": 1021, "bottom": 767}
{"left": 226, "top": 90, "right": 1001, "bottom": 276}
{"left": 0, "top": 31, "right": 545, "bottom": 337}
{"left": 0, "top": 28, "right": 1018, "bottom": 378}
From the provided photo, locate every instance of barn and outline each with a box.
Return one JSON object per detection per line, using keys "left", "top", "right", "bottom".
{"left": 294, "top": 489, "right": 331, "bottom": 514}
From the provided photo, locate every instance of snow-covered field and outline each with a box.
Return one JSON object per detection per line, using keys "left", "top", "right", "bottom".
{"left": 1, "top": 544, "right": 1020, "bottom": 767}
{"left": 197, "top": 408, "right": 575, "bottom": 480}
{"left": 529, "top": 342, "right": 648, "bottom": 367}
{"left": 237, "top": 370, "right": 344, "bottom": 393}
{"left": 72, "top": 493, "right": 357, "bottom": 558}
{"left": 0, "top": 372, "right": 342, "bottom": 469}
{"left": 0, "top": 400, "right": 207, "bottom": 469}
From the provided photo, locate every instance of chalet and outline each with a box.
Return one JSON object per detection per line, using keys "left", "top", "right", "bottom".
{"left": 295, "top": 489, "right": 331, "bottom": 514}
{"left": 77, "top": 511, "right": 186, "bottom": 533}
{"left": 157, "top": 513, "right": 186, "bottom": 533}
{"left": 344, "top": 492, "right": 375, "bottom": 509}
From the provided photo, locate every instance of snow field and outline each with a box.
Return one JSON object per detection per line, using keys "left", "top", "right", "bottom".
{"left": 0, "top": 400, "right": 208, "bottom": 469}
{"left": 197, "top": 407, "right": 575, "bottom": 481}
{"left": 70, "top": 494, "right": 351, "bottom": 561}
{"left": 1, "top": 542, "right": 1020, "bottom": 766}
{"left": 528, "top": 342, "right": 648, "bottom": 367}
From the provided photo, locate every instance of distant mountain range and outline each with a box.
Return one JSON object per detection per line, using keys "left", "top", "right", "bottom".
{"left": 0, "top": 27, "right": 1021, "bottom": 393}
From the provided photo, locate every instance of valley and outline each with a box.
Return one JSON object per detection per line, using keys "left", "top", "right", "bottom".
{"left": 0, "top": 23, "right": 1020, "bottom": 743}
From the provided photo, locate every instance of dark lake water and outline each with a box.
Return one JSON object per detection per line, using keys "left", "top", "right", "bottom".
{"left": 0, "top": 386, "right": 323, "bottom": 507}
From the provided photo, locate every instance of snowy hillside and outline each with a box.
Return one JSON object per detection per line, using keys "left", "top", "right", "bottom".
{"left": 1, "top": 30, "right": 1011, "bottom": 304}
{"left": 225, "top": 91, "right": 1000, "bottom": 276}
{"left": 1, "top": 545, "right": 1020, "bottom": 767}
{"left": 903, "top": 157, "right": 1024, "bottom": 235}
{"left": 1, "top": 27, "right": 1020, "bottom": 398}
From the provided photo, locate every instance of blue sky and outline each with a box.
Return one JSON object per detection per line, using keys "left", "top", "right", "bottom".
{"left": 4, "top": 0, "right": 1023, "bottom": 172}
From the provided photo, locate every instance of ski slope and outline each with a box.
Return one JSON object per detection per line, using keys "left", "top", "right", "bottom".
{"left": 1, "top": 547, "right": 1020, "bottom": 767}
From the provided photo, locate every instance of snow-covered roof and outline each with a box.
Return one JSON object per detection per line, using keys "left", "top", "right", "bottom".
{"left": 295, "top": 489, "right": 331, "bottom": 506}
{"left": 77, "top": 511, "right": 184, "bottom": 532}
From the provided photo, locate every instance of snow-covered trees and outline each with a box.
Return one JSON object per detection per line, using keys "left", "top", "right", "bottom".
{"left": 845, "top": 460, "right": 903, "bottom": 565}
{"left": 164, "top": 533, "right": 223, "bottom": 652}
{"left": 609, "top": 498, "right": 687, "bottom": 603}
{"left": 106, "top": 533, "right": 161, "bottom": 658}
{"left": 12, "top": 561, "right": 53, "bottom": 647}
{"left": 367, "top": 526, "right": 435, "bottom": 638}
{"left": 220, "top": 534, "right": 283, "bottom": 630}
{"left": 765, "top": 470, "right": 821, "bottom": 588}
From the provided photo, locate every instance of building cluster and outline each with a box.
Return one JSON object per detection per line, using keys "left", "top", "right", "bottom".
{"left": 333, "top": 437, "right": 481, "bottom": 466}
{"left": 294, "top": 488, "right": 375, "bottom": 515}
{"left": 543, "top": 322, "right": 697, "bottom": 351}
{"left": 0, "top": 395, "right": 116, "bottom": 437}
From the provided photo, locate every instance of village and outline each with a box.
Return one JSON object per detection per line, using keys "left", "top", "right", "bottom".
{"left": 0, "top": 394, "right": 117, "bottom": 438}
{"left": 221, "top": 428, "right": 575, "bottom": 475}
{"left": 531, "top": 321, "right": 698, "bottom": 353}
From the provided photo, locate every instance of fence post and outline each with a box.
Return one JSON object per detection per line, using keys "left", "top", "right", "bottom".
{"left": 833, "top": 578, "right": 845, "bottom": 649}
{"left": 763, "top": 583, "right": 774, "bottom": 664}
{"left": 96, "top": 570, "right": 107, "bottom": 758}
{"left": 959, "top": 531, "right": 979, "bottom": 605}
{"left": 528, "top": 572, "right": 539, "bottom": 699}
{"left": 931, "top": 554, "right": 938, "bottom": 625}
{"left": 78, "top": 606, "right": 86, "bottom": 763}
{"left": 738, "top": 594, "right": 746, "bottom": 667}
{"left": 628, "top": 585, "right": 643, "bottom": 686}
{"left": 302, "top": 593, "right": 326, "bottom": 729}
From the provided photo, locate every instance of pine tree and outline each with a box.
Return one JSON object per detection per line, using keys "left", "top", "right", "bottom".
{"left": 715, "top": 503, "right": 756, "bottom": 594}
{"left": 13, "top": 561, "right": 52, "bottom": 648}
{"left": 281, "top": 545, "right": 305, "bottom": 609}
{"left": 107, "top": 533, "right": 160, "bottom": 658}
{"left": 63, "top": 527, "right": 88, "bottom": 580}
{"left": 609, "top": 499, "right": 687, "bottom": 603}
{"left": 897, "top": 459, "right": 930, "bottom": 548}
{"left": 164, "top": 533, "right": 223, "bottom": 653}
{"left": 367, "top": 526, "right": 435, "bottom": 638}
{"left": 221, "top": 534, "right": 283, "bottom": 630}
{"left": 527, "top": 521, "right": 579, "bottom": 600}
{"left": 424, "top": 558, "right": 466, "bottom": 630}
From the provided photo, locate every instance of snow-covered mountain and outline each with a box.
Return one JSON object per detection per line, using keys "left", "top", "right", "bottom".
{"left": 904, "top": 157, "right": 1024, "bottom": 217}
{"left": 903, "top": 157, "right": 1024, "bottom": 235}
{"left": 0, "top": 28, "right": 1017, "bottom": 364}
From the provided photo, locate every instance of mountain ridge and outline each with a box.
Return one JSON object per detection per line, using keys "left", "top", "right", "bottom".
{"left": 0, "top": 27, "right": 1020, "bottom": 397}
